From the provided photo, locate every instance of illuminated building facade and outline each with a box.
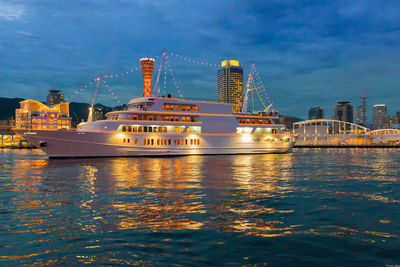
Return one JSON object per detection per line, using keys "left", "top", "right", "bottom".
{"left": 373, "top": 104, "right": 387, "bottom": 129}
{"left": 217, "top": 59, "right": 244, "bottom": 113}
{"left": 384, "top": 115, "right": 399, "bottom": 129}
{"left": 46, "top": 90, "right": 64, "bottom": 106}
{"left": 140, "top": 58, "right": 155, "bottom": 97}
{"left": 308, "top": 106, "right": 324, "bottom": 120}
{"left": 15, "top": 100, "right": 71, "bottom": 130}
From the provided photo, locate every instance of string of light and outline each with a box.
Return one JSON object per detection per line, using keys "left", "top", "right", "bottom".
{"left": 169, "top": 52, "right": 218, "bottom": 68}
{"left": 165, "top": 55, "right": 184, "bottom": 98}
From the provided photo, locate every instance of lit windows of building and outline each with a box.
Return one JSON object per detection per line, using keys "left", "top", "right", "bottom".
{"left": 217, "top": 59, "right": 244, "bottom": 113}
{"left": 46, "top": 90, "right": 64, "bottom": 106}
{"left": 372, "top": 104, "right": 387, "bottom": 129}
{"left": 15, "top": 100, "right": 71, "bottom": 130}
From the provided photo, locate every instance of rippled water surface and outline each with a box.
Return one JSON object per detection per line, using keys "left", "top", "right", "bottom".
{"left": 1, "top": 148, "right": 400, "bottom": 265}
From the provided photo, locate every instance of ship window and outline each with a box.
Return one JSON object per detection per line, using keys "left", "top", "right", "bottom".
{"left": 151, "top": 139, "right": 154, "bottom": 145}
{"left": 148, "top": 127, "right": 153, "bottom": 133}
{"left": 127, "top": 139, "right": 130, "bottom": 143}
{"left": 185, "top": 139, "right": 188, "bottom": 145}
{"left": 143, "top": 115, "right": 147, "bottom": 121}
{"left": 175, "top": 116, "right": 179, "bottom": 121}
{"left": 134, "top": 138, "right": 137, "bottom": 144}
{"left": 191, "top": 117, "right": 195, "bottom": 122}
{"left": 132, "top": 114, "right": 137, "bottom": 120}
{"left": 187, "top": 126, "right": 201, "bottom": 133}
{"left": 127, "top": 126, "right": 132, "bottom": 132}
{"left": 161, "top": 139, "right": 164, "bottom": 145}
{"left": 168, "top": 139, "right": 171, "bottom": 145}
{"left": 123, "top": 138, "right": 126, "bottom": 143}
{"left": 138, "top": 114, "right": 142, "bottom": 120}
{"left": 138, "top": 126, "right": 143, "bottom": 132}
{"left": 122, "top": 126, "right": 127, "bottom": 132}
{"left": 143, "top": 139, "right": 146, "bottom": 145}
{"left": 163, "top": 127, "right": 167, "bottom": 133}
{"left": 157, "top": 139, "right": 160, "bottom": 145}
{"left": 175, "top": 105, "right": 179, "bottom": 110}
{"left": 190, "top": 139, "right": 193, "bottom": 145}
{"left": 157, "top": 126, "right": 162, "bottom": 133}
{"left": 174, "top": 139, "right": 177, "bottom": 145}
{"left": 177, "top": 139, "right": 180, "bottom": 145}
{"left": 133, "top": 126, "right": 137, "bottom": 132}
{"left": 147, "top": 139, "right": 150, "bottom": 145}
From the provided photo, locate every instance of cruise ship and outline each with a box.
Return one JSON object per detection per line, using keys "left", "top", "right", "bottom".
{"left": 13, "top": 58, "right": 297, "bottom": 158}
{"left": 14, "top": 95, "right": 296, "bottom": 158}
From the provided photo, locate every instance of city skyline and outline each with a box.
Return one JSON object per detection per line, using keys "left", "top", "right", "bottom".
{"left": 0, "top": 1, "right": 400, "bottom": 119}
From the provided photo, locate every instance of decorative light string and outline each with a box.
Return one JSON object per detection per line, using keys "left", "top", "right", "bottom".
{"left": 65, "top": 79, "right": 96, "bottom": 102}
{"left": 164, "top": 55, "right": 184, "bottom": 98}
{"left": 169, "top": 52, "right": 218, "bottom": 68}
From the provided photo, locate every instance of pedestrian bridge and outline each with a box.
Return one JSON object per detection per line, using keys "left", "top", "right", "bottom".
{"left": 293, "top": 119, "right": 400, "bottom": 146}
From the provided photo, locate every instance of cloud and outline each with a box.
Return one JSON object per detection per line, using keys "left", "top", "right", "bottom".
{"left": 0, "top": 1, "right": 25, "bottom": 21}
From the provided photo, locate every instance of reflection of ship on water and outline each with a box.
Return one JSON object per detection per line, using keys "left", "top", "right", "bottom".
{"left": 14, "top": 56, "right": 297, "bottom": 158}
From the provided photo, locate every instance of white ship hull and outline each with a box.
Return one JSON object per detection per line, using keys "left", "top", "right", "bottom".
{"left": 14, "top": 129, "right": 296, "bottom": 158}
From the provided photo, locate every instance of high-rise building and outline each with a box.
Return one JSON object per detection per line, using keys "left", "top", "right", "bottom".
{"left": 360, "top": 93, "right": 367, "bottom": 125}
{"left": 355, "top": 106, "right": 362, "bottom": 125}
{"left": 217, "top": 59, "right": 244, "bottom": 112}
{"left": 140, "top": 58, "right": 155, "bottom": 97}
{"left": 383, "top": 115, "right": 398, "bottom": 129}
{"left": 334, "top": 101, "right": 353, "bottom": 123}
{"left": 308, "top": 106, "right": 324, "bottom": 120}
{"left": 46, "top": 90, "right": 64, "bottom": 106}
{"left": 373, "top": 104, "right": 387, "bottom": 129}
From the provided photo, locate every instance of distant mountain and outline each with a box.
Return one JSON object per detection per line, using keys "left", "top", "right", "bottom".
{"left": 0, "top": 97, "right": 25, "bottom": 120}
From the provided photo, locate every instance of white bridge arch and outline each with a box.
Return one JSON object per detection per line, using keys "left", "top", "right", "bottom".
{"left": 293, "top": 119, "right": 370, "bottom": 146}
{"left": 293, "top": 119, "right": 400, "bottom": 146}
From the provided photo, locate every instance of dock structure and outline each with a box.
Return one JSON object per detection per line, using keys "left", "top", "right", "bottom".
{"left": 293, "top": 119, "right": 400, "bottom": 147}
{"left": 0, "top": 125, "right": 32, "bottom": 148}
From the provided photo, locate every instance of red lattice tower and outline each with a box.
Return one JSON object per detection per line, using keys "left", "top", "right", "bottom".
{"left": 140, "top": 58, "right": 155, "bottom": 97}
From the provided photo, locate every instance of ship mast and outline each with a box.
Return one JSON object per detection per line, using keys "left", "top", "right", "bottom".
{"left": 88, "top": 74, "right": 102, "bottom": 122}
{"left": 153, "top": 48, "right": 167, "bottom": 96}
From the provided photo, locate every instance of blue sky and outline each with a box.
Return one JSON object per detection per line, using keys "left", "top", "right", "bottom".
{"left": 0, "top": 0, "right": 399, "bottom": 120}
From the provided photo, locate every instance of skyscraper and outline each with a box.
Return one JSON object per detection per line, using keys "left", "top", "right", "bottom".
{"left": 140, "top": 58, "right": 155, "bottom": 97}
{"left": 373, "top": 104, "right": 387, "bottom": 129}
{"left": 334, "top": 101, "right": 353, "bottom": 123}
{"left": 308, "top": 106, "right": 324, "bottom": 120}
{"left": 360, "top": 93, "right": 367, "bottom": 125}
{"left": 217, "top": 59, "right": 244, "bottom": 112}
{"left": 46, "top": 90, "right": 64, "bottom": 106}
{"left": 355, "top": 93, "right": 367, "bottom": 126}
